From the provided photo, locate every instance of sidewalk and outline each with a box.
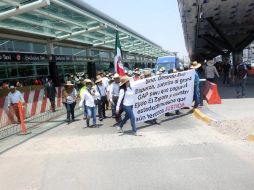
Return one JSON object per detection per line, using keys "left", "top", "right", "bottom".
{"left": 198, "top": 76, "right": 254, "bottom": 140}
{"left": 0, "top": 109, "right": 83, "bottom": 154}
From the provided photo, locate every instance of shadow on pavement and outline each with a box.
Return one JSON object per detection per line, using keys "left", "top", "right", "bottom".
{"left": 122, "top": 110, "right": 193, "bottom": 133}
{"left": 216, "top": 76, "right": 254, "bottom": 99}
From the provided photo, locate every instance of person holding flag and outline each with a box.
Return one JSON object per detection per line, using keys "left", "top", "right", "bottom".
{"left": 114, "top": 30, "right": 125, "bottom": 76}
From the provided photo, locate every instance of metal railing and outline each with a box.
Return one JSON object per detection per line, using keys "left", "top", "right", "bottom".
{"left": 0, "top": 104, "right": 83, "bottom": 140}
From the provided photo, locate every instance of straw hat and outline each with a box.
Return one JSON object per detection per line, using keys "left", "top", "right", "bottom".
{"left": 119, "top": 76, "right": 129, "bottom": 86}
{"left": 207, "top": 60, "right": 215, "bottom": 66}
{"left": 156, "top": 71, "right": 161, "bottom": 75}
{"left": 65, "top": 81, "right": 74, "bottom": 86}
{"left": 173, "top": 69, "right": 178, "bottom": 73}
{"left": 113, "top": 73, "right": 120, "bottom": 79}
{"left": 95, "top": 75, "right": 103, "bottom": 84}
{"left": 190, "top": 61, "right": 201, "bottom": 69}
{"left": 84, "top": 79, "right": 92, "bottom": 85}
{"left": 143, "top": 70, "right": 151, "bottom": 76}
{"left": 159, "top": 67, "right": 166, "bottom": 72}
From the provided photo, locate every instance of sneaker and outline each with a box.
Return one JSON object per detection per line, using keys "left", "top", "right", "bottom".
{"left": 175, "top": 110, "right": 181, "bottom": 115}
{"left": 99, "top": 118, "right": 103, "bottom": 121}
{"left": 153, "top": 120, "right": 159, "bottom": 125}
{"left": 118, "top": 127, "right": 124, "bottom": 133}
{"left": 133, "top": 132, "right": 138, "bottom": 136}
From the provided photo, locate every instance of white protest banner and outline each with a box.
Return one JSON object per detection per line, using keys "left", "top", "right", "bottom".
{"left": 131, "top": 69, "right": 195, "bottom": 123}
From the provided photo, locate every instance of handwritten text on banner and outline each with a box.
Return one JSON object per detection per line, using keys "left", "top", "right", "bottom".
{"left": 131, "top": 69, "right": 195, "bottom": 123}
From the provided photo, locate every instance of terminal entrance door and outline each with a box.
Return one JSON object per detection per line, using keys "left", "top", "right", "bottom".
{"left": 87, "top": 62, "right": 96, "bottom": 80}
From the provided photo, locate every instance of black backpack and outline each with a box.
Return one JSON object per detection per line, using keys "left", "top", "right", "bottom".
{"left": 237, "top": 64, "right": 247, "bottom": 79}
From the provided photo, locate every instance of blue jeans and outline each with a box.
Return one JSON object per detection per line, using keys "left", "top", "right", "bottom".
{"left": 193, "top": 85, "right": 200, "bottom": 108}
{"left": 120, "top": 105, "right": 137, "bottom": 132}
{"left": 235, "top": 78, "right": 246, "bottom": 96}
{"left": 65, "top": 102, "right": 76, "bottom": 120}
{"left": 83, "top": 101, "right": 87, "bottom": 116}
{"left": 86, "top": 106, "right": 96, "bottom": 125}
{"left": 111, "top": 101, "right": 116, "bottom": 116}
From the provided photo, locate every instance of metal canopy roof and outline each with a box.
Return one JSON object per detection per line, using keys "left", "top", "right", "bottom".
{"left": 0, "top": 0, "right": 170, "bottom": 57}
{"left": 178, "top": 0, "right": 254, "bottom": 62}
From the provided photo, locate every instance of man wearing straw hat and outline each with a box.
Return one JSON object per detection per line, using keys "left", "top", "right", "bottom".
{"left": 109, "top": 73, "right": 120, "bottom": 118}
{"left": 190, "top": 61, "right": 201, "bottom": 108}
{"left": 159, "top": 67, "right": 166, "bottom": 74}
{"left": 95, "top": 75, "right": 107, "bottom": 121}
{"left": 79, "top": 79, "right": 98, "bottom": 128}
{"left": 133, "top": 70, "right": 141, "bottom": 81}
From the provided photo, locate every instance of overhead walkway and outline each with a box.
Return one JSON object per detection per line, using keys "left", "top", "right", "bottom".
{"left": 178, "top": 0, "right": 254, "bottom": 64}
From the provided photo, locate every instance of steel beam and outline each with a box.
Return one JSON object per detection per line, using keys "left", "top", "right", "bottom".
{"left": 56, "top": 24, "right": 106, "bottom": 41}
{"left": 2, "top": 0, "right": 20, "bottom": 7}
{"left": 93, "top": 35, "right": 130, "bottom": 47}
{"left": 201, "top": 34, "right": 232, "bottom": 51}
{"left": 206, "top": 17, "right": 235, "bottom": 51}
{"left": 0, "top": 0, "right": 50, "bottom": 21}
{"left": 236, "top": 32, "right": 254, "bottom": 51}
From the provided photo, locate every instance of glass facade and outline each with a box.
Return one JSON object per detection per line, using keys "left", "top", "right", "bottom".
{"left": 0, "top": 37, "right": 156, "bottom": 85}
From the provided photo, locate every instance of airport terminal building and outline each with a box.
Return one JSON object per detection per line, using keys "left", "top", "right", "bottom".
{"left": 0, "top": 0, "right": 170, "bottom": 85}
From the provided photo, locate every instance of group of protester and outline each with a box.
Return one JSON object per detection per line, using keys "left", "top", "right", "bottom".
{"left": 6, "top": 59, "right": 248, "bottom": 135}
{"left": 59, "top": 62, "right": 203, "bottom": 136}
{"left": 60, "top": 71, "right": 138, "bottom": 135}
{"left": 201, "top": 59, "right": 248, "bottom": 98}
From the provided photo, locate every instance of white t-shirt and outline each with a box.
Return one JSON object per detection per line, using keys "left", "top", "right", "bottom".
{"left": 7, "top": 90, "right": 24, "bottom": 107}
{"left": 102, "top": 77, "right": 109, "bottom": 89}
{"left": 66, "top": 89, "right": 77, "bottom": 104}
{"left": 96, "top": 84, "right": 107, "bottom": 97}
{"left": 116, "top": 87, "right": 134, "bottom": 111}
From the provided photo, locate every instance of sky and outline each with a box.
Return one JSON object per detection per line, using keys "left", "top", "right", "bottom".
{"left": 83, "top": 0, "right": 188, "bottom": 59}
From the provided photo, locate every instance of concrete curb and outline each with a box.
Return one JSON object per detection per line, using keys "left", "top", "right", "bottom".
{"left": 193, "top": 108, "right": 216, "bottom": 125}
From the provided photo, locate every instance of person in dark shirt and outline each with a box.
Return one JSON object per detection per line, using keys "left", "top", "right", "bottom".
{"left": 223, "top": 61, "right": 231, "bottom": 84}
{"left": 44, "top": 79, "right": 57, "bottom": 112}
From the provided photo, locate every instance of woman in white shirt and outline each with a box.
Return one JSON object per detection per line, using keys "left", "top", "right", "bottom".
{"left": 116, "top": 76, "right": 138, "bottom": 135}
{"left": 79, "top": 80, "right": 98, "bottom": 128}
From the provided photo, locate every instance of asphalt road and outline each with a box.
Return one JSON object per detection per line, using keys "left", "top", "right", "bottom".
{"left": 0, "top": 110, "right": 254, "bottom": 190}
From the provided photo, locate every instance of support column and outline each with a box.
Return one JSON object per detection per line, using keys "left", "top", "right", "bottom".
{"left": 222, "top": 54, "right": 230, "bottom": 64}
{"left": 47, "top": 43, "right": 59, "bottom": 86}
{"left": 232, "top": 51, "right": 243, "bottom": 68}
{"left": 87, "top": 50, "right": 96, "bottom": 80}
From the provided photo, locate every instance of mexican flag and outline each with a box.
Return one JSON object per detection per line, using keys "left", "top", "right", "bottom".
{"left": 114, "top": 31, "right": 125, "bottom": 76}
